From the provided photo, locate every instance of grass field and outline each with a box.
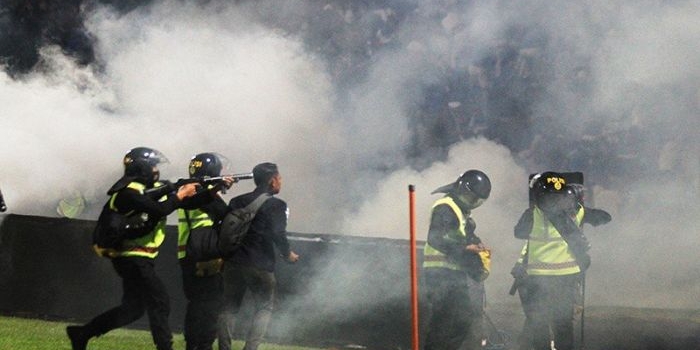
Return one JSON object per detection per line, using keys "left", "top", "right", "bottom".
{"left": 0, "top": 316, "right": 323, "bottom": 350}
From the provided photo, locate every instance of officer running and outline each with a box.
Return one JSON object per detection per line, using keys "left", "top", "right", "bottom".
{"left": 422, "top": 169, "right": 492, "bottom": 350}
{"left": 67, "top": 147, "right": 197, "bottom": 350}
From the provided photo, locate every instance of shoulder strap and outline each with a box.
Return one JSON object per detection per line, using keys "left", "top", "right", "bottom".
{"left": 547, "top": 212, "right": 589, "bottom": 269}
{"left": 244, "top": 193, "right": 272, "bottom": 213}
{"left": 184, "top": 209, "right": 193, "bottom": 229}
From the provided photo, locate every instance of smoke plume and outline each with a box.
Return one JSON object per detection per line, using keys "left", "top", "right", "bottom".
{"left": 1, "top": 0, "right": 698, "bottom": 310}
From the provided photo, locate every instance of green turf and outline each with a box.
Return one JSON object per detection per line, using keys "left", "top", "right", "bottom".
{"left": 0, "top": 316, "right": 323, "bottom": 350}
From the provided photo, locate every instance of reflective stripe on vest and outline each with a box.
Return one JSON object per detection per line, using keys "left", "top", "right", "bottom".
{"left": 116, "top": 181, "right": 167, "bottom": 259}
{"left": 526, "top": 206, "right": 585, "bottom": 276}
{"left": 422, "top": 196, "right": 467, "bottom": 271}
{"left": 177, "top": 208, "right": 215, "bottom": 259}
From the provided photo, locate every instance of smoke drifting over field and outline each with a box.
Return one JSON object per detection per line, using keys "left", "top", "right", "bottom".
{"left": 1, "top": 0, "right": 698, "bottom": 310}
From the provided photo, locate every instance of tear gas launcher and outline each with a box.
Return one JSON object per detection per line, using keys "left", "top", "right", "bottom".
{"left": 145, "top": 173, "right": 253, "bottom": 198}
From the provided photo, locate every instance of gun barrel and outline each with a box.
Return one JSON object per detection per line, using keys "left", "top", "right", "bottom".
{"left": 145, "top": 173, "right": 255, "bottom": 196}
{"left": 230, "top": 172, "right": 254, "bottom": 180}
{"left": 203, "top": 173, "right": 253, "bottom": 182}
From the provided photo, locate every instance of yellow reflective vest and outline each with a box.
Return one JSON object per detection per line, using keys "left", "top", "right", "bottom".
{"left": 422, "top": 196, "right": 469, "bottom": 272}
{"left": 526, "top": 205, "right": 585, "bottom": 276}
{"left": 116, "top": 182, "right": 168, "bottom": 259}
{"left": 177, "top": 207, "right": 215, "bottom": 259}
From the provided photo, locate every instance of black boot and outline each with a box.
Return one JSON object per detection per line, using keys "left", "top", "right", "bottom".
{"left": 66, "top": 325, "right": 89, "bottom": 350}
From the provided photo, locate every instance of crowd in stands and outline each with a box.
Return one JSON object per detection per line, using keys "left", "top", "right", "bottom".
{"left": 2, "top": 0, "right": 697, "bottom": 199}
{"left": 284, "top": 0, "right": 698, "bottom": 198}
{"left": 0, "top": 0, "right": 93, "bottom": 73}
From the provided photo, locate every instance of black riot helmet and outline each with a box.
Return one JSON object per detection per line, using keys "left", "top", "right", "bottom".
{"left": 189, "top": 152, "right": 229, "bottom": 178}
{"left": 123, "top": 147, "right": 169, "bottom": 167}
{"left": 432, "top": 169, "right": 491, "bottom": 209}
{"left": 530, "top": 171, "right": 577, "bottom": 213}
{"left": 123, "top": 147, "right": 169, "bottom": 186}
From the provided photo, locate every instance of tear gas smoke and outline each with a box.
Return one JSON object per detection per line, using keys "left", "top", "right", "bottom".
{"left": 1, "top": 0, "right": 698, "bottom": 312}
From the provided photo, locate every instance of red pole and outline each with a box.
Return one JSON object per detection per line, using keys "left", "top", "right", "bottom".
{"left": 408, "top": 184, "right": 419, "bottom": 350}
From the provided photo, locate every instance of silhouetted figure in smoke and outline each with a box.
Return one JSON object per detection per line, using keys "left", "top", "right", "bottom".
{"left": 421, "top": 170, "right": 492, "bottom": 350}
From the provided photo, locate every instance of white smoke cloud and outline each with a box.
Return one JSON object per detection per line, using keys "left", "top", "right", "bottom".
{"left": 1, "top": 0, "right": 699, "bottom": 310}
{"left": 0, "top": 47, "right": 124, "bottom": 215}
{"left": 86, "top": 3, "right": 358, "bottom": 231}
{"left": 340, "top": 138, "right": 526, "bottom": 239}
{"left": 332, "top": 0, "right": 700, "bottom": 309}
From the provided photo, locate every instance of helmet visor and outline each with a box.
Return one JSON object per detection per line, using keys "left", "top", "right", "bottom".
{"left": 147, "top": 149, "right": 169, "bottom": 166}
{"left": 213, "top": 153, "right": 231, "bottom": 175}
{"left": 457, "top": 190, "right": 486, "bottom": 209}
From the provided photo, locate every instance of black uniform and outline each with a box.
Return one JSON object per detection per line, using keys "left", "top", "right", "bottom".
{"left": 178, "top": 188, "right": 230, "bottom": 350}
{"left": 513, "top": 205, "right": 610, "bottom": 350}
{"left": 422, "top": 196, "right": 486, "bottom": 350}
{"left": 69, "top": 178, "right": 185, "bottom": 350}
{"left": 219, "top": 187, "right": 292, "bottom": 350}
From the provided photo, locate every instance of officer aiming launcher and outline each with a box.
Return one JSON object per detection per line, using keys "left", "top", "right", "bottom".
{"left": 145, "top": 152, "right": 250, "bottom": 197}
{"left": 177, "top": 172, "right": 253, "bottom": 186}
{"left": 145, "top": 173, "right": 252, "bottom": 197}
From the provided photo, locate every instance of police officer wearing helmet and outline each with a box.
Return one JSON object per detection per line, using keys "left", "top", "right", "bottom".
{"left": 513, "top": 172, "right": 611, "bottom": 350}
{"left": 67, "top": 147, "right": 198, "bottom": 350}
{"left": 422, "top": 169, "right": 492, "bottom": 350}
{"left": 177, "top": 152, "right": 235, "bottom": 350}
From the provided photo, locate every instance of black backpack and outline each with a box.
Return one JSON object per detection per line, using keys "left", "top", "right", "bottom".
{"left": 182, "top": 210, "right": 221, "bottom": 262}
{"left": 217, "top": 193, "right": 271, "bottom": 259}
{"left": 92, "top": 203, "right": 153, "bottom": 257}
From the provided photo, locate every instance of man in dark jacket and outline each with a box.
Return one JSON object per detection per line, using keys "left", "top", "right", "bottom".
{"left": 218, "top": 162, "right": 299, "bottom": 350}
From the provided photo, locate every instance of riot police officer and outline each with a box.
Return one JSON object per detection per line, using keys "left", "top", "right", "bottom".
{"left": 177, "top": 152, "right": 234, "bottom": 350}
{"left": 67, "top": 147, "right": 197, "bottom": 350}
{"left": 513, "top": 172, "right": 611, "bottom": 350}
{"left": 422, "top": 169, "right": 492, "bottom": 350}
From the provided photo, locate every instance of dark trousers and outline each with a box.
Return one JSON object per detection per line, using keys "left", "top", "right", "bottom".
{"left": 219, "top": 265, "right": 276, "bottom": 350}
{"left": 83, "top": 256, "right": 173, "bottom": 350}
{"left": 422, "top": 268, "right": 483, "bottom": 350}
{"left": 516, "top": 284, "right": 535, "bottom": 350}
{"left": 181, "top": 259, "right": 224, "bottom": 350}
{"left": 519, "top": 274, "right": 579, "bottom": 350}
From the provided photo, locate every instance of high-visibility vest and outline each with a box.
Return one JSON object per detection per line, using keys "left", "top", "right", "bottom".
{"left": 116, "top": 182, "right": 167, "bottom": 259}
{"left": 177, "top": 207, "right": 215, "bottom": 259}
{"left": 526, "top": 205, "right": 585, "bottom": 276}
{"left": 422, "top": 196, "right": 468, "bottom": 272}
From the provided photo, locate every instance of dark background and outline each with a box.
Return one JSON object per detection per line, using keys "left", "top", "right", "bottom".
{"left": 1, "top": 213, "right": 699, "bottom": 350}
